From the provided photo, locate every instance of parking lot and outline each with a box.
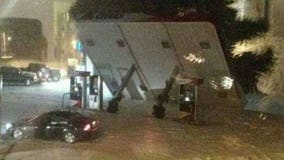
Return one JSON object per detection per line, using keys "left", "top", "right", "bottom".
{"left": 0, "top": 79, "right": 70, "bottom": 126}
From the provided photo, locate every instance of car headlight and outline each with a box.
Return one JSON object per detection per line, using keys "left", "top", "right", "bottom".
{"left": 5, "top": 123, "right": 12, "bottom": 130}
{"left": 38, "top": 71, "right": 43, "bottom": 77}
{"left": 92, "top": 120, "right": 97, "bottom": 126}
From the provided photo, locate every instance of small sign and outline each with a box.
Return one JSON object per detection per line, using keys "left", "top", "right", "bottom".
{"left": 74, "top": 71, "right": 90, "bottom": 77}
{"left": 176, "top": 73, "right": 203, "bottom": 85}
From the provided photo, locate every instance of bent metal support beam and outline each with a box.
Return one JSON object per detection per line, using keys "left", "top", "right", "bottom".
{"left": 107, "top": 64, "right": 137, "bottom": 113}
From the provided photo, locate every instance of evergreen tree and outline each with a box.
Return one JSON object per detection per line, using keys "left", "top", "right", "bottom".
{"left": 215, "top": 1, "right": 272, "bottom": 93}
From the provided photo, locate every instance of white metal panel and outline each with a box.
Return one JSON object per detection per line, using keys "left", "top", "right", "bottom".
{"left": 165, "top": 22, "right": 229, "bottom": 78}
{"left": 76, "top": 22, "right": 239, "bottom": 104}
{"left": 76, "top": 22, "right": 144, "bottom": 99}
{"left": 119, "top": 23, "right": 178, "bottom": 90}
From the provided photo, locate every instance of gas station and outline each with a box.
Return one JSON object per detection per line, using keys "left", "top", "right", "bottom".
{"left": 69, "top": 22, "right": 241, "bottom": 123}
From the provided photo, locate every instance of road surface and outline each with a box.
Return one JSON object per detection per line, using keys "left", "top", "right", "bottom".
{"left": 0, "top": 79, "right": 284, "bottom": 160}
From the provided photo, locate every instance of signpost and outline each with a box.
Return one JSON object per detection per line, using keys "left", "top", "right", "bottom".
{"left": 0, "top": 74, "right": 3, "bottom": 135}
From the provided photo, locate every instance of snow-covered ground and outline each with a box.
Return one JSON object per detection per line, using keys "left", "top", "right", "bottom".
{"left": 0, "top": 80, "right": 284, "bottom": 159}
{"left": 0, "top": 79, "right": 70, "bottom": 133}
{"left": 0, "top": 100, "right": 284, "bottom": 159}
{"left": 244, "top": 93, "right": 284, "bottom": 116}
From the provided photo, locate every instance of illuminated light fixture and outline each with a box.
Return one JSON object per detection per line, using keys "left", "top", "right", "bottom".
{"left": 60, "top": 69, "right": 67, "bottom": 77}
{"left": 71, "top": 39, "right": 77, "bottom": 49}
{"left": 65, "top": 12, "right": 70, "bottom": 22}
{"left": 221, "top": 76, "right": 234, "bottom": 90}
{"left": 184, "top": 53, "right": 205, "bottom": 64}
{"left": 184, "top": 97, "right": 190, "bottom": 102}
{"left": 5, "top": 123, "right": 12, "bottom": 130}
{"left": 210, "top": 80, "right": 219, "bottom": 90}
{"left": 1, "top": 55, "right": 13, "bottom": 59}
{"left": 83, "top": 124, "right": 91, "bottom": 131}
{"left": 72, "top": 39, "right": 83, "bottom": 52}
{"left": 74, "top": 86, "right": 79, "bottom": 92}
{"left": 210, "top": 76, "right": 234, "bottom": 90}
{"left": 1, "top": 32, "right": 13, "bottom": 59}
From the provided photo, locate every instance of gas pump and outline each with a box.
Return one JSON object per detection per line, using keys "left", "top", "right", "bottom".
{"left": 178, "top": 84, "right": 197, "bottom": 121}
{"left": 89, "top": 75, "right": 99, "bottom": 109}
{"left": 70, "top": 71, "right": 100, "bottom": 110}
{"left": 152, "top": 65, "right": 203, "bottom": 121}
{"left": 70, "top": 76, "right": 83, "bottom": 103}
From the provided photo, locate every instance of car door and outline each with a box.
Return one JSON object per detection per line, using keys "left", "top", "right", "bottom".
{"left": 11, "top": 68, "right": 23, "bottom": 83}
{"left": 1, "top": 68, "right": 17, "bottom": 83}
{"left": 47, "top": 111, "right": 70, "bottom": 139}
{"left": 33, "top": 113, "right": 50, "bottom": 139}
{"left": 34, "top": 111, "right": 59, "bottom": 139}
{"left": 1, "top": 68, "right": 10, "bottom": 82}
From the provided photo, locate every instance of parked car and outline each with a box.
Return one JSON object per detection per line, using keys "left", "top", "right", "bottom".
{"left": 0, "top": 66, "right": 37, "bottom": 86}
{"left": 25, "top": 63, "right": 51, "bottom": 82}
{"left": 48, "top": 69, "right": 61, "bottom": 82}
{"left": 5, "top": 109, "right": 101, "bottom": 143}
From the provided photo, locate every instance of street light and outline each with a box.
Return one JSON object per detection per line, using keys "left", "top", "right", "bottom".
{"left": 1, "top": 32, "right": 13, "bottom": 59}
{"left": 7, "top": 36, "right": 12, "bottom": 41}
{"left": 0, "top": 32, "right": 12, "bottom": 134}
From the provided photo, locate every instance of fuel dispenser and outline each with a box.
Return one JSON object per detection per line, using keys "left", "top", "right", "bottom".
{"left": 89, "top": 75, "right": 99, "bottom": 109}
{"left": 70, "top": 76, "right": 83, "bottom": 102}
{"left": 152, "top": 65, "right": 203, "bottom": 121}
{"left": 70, "top": 71, "right": 100, "bottom": 110}
{"left": 178, "top": 84, "right": 197, "bottom": 121}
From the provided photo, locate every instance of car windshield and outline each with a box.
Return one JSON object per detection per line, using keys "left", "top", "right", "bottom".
{"left": 0, "top": 1, "right": 283, "bottom": 160}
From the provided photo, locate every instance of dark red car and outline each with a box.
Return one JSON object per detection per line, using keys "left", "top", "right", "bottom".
{"left": 6, "top": 109, "right": 101, "bottom": 143}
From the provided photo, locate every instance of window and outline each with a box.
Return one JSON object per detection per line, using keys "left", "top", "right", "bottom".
{"left": 161, "top": 40, "right": 171, "bottom": 48}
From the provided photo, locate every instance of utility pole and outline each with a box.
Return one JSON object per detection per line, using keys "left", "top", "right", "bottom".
{"left": 82, "top": 52, "right": 88, "bottom": 108}
{"left": 99, "top": 77, "right": 104, "bottom": 111}
{"left": 0, "top": 32, "right": 4, "bottom": 136}
{"left": 0, "top": 73, "right": 3, "bottom": 134}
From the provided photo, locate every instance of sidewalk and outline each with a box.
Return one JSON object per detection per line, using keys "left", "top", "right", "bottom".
{"left": 245, "top": 94, "right": 284, "bottom": 115}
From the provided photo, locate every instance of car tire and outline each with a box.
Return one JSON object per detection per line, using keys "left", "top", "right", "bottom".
{"left": 13, "top": 128, "right": 24, "bottom": 140}
{"left": 25, "top": 79, "right": 32, "bottom": 86}
{"left": 63, "top": 131, "right": 76, "bottom": 143}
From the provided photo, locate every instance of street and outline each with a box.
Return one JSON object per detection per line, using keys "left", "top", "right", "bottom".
{"left": 0, "top": 79, "right": 70, "bottom": 126}
{"left": 0, "top": 80, "right": 284, "bottom": 160}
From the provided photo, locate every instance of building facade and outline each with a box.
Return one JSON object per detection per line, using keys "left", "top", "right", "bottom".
{"left": 0, "top": 0, "right": 75, "bottom": 67}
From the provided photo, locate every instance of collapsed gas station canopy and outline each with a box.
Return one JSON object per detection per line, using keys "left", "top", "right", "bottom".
{"left": 75, "top": 22, "right": 241, "bottom": 117}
